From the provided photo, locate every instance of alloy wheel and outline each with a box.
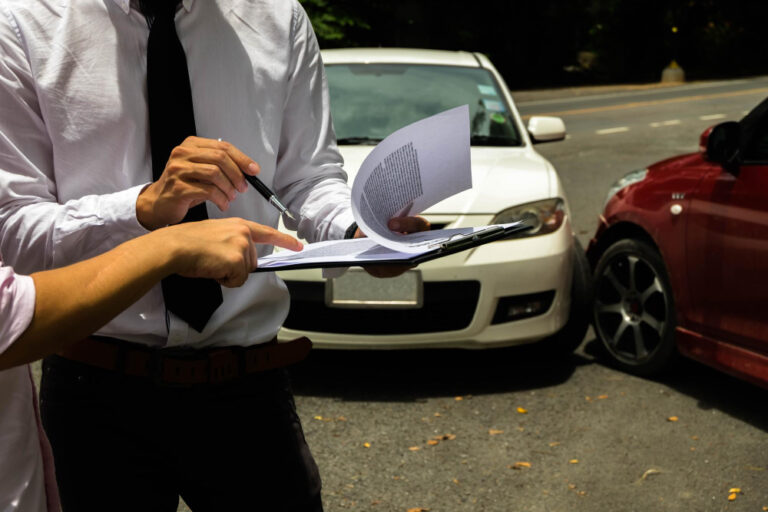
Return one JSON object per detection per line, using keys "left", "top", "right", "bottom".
{"left": 594, "top": 241, "right": 672, "bottom": 368}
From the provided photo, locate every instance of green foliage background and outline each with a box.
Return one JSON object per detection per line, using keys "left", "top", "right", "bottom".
{"left": 299, "top": 0, "right": 768, "bottom": 89}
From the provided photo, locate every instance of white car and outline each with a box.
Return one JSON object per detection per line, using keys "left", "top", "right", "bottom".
{"left": 277, "top": 48, "right": 589, "bottom": 351}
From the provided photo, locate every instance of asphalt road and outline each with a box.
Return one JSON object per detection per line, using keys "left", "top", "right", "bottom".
{"left": 282, "top": 77, "right": 768, "bottom": 512}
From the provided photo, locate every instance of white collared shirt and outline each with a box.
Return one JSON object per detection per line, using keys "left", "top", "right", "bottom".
{"left": 0, "top": 0, "right": 354, "bottom": 348}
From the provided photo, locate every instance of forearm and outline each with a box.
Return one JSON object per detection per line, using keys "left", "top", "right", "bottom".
{"left": 0, "top": 186, "right": 150, "bottom": 274}
{"left": 0, "top": 232, "right": 176, "bottom": 370}
{"left": 272, "top": 5, "right": 354, "bottom": 242}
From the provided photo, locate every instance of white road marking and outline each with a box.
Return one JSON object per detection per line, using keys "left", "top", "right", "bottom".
{"left": 650, "top": 119, "right": 682, "bottom": 127}
{"left": 596, "top": 126, "right": 629, "bottom": 135}
{"left": 699, "top": 114, "right": 726, "bottom": 120}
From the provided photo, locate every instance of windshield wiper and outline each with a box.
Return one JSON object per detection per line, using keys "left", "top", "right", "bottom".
{"left": 336, "top": 136, "right": 383, "bottom": 145}
{"left": 470, "top": 135, "right": 522, "bottom": 147}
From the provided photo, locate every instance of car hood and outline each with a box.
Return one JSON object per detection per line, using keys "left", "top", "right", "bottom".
{"left": 338, "top": 145, "right": 554, "bottom": 215}
{"left": 648, "top": 152, "right": 705, "bottom": 174}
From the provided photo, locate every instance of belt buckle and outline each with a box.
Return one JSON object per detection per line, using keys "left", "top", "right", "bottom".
{"left": 151, "top": 347, "right": 205, "bottom": 387}
{"left": 208, "top": 347, "right": 245, "bottom": 385}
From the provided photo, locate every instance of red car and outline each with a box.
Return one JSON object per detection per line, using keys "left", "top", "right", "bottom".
{"left": 587, "top": 98, "right": 768, "bottom": 389}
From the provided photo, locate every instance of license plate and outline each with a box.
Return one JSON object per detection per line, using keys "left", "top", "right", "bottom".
{"left": 325, "top": 269, "right": 423, "bottom": 309}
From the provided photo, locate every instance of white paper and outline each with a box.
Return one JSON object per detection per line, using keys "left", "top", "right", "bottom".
{"left": 256, "top": 224, "right": 521, "bottom": 270}
{"left": 351, "top": 104, "right": 472, "bottom": 253}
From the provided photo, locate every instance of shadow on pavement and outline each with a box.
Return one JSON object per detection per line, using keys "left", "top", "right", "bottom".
{"left": 582, "top": 338, "right": 768, "bottom": 432}
{"left": 289, "top": 344, "right": 593, "bottom": 402}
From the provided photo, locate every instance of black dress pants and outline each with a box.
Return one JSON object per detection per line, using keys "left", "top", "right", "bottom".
{"left": 40, "top": 355, "right": 323, "bottom": 512}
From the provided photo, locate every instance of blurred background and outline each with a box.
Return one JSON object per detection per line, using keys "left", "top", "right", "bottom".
{"left": 299, "top": 0, "right": 768, "bottom": 89}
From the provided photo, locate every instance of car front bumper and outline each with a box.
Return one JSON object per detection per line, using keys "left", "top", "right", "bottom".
{"left": 277, "top": 221, "right": 574, "bottom": 349}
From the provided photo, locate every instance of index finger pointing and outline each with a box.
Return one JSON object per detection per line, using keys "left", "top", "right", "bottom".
{"left": 245, "top": 221, "right": 303, "bottom": 252}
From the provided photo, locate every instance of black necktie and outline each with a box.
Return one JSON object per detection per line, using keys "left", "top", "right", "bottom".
{"left": 143, "top": 0, "right": 223, "bottom": 332}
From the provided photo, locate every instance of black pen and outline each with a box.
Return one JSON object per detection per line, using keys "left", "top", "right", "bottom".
{"left": 219, "top": 138, "right": 296, "bottom": 221}
{"left": 241, "top": 171, "right": 296, "bottom": 221}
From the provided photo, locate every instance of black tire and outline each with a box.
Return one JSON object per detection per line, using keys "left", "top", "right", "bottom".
{"left": 542, "top": 237, "right": 592, "bottom": 354}
{"left": 592, "top": 238, "right": 677, "bottom": 375}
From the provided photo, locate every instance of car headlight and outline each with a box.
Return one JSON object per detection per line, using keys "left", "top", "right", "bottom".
{"left": 490, "top": 198, "right": 565, "bottom": 237}
{"left": 604, "top": 168, "right": 647, "bottom": 207}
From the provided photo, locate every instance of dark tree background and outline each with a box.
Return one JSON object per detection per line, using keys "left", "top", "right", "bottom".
{"left": 299, "top": 0, "right": 768, "bottom": 90}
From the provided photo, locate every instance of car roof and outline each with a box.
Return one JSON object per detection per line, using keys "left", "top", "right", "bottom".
{"left": 321, "top": 48, "right": 482, "bottom": 68}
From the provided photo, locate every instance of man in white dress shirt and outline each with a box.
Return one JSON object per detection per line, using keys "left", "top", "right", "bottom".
{"left": 0, "top": 0, "right": 425, "bottom": 510}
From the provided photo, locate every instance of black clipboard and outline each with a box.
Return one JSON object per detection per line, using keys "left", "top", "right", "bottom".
{"left": 252, "top": 220, "right": 535, "bottom": 272}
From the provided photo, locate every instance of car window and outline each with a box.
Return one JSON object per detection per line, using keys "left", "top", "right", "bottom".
{"left": 740, "top": 97, "right": 768, "bottom": 162}
{"left": 325, "top": 64, "right": 522, "bottom": 147}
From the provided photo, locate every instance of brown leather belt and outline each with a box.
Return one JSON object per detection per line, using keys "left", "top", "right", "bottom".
{"left": 57, "top": 335, "right": 312, "bottom": 386}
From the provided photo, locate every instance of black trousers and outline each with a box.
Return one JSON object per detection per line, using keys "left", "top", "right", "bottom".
{"left": 40, "top": 355, "right": 323, "bottom": 512}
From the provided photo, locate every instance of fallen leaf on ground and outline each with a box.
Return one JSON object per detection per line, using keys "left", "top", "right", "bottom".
{"left": 728, "top": 493, "right": 738, "bottom": 501}
{"left": 489, "top": 429, "right": 504, "bottom": 435}
{"left": 549, "top": 441, "right": 561, "bottom": 447}
{"left": 408, "top": 446, "right": 421, "bottom": 451}
{"left": 597, "top": 394, "right": 608, "bottom": 399}
{"left": 407, "top": 508, "right": 430, "bottom": 512}
{"left": 517, "top": 407, "right": 528, "bottom": 414}
{"left": 434, "top": 412, "right": 441, "bottom": 417}
{"left": 427, "top": 440, "right": 439, "bottom": 446}
{"left": 363, "top": 442, "right": 371, "bottom": 448}
{"left": 729, "top": 488, "right": 741, "bottom": 493}
{"left": 569, "top": 459, "right": 579, "bottom": 464}
{"left": 640, "top": 468, "right": 661, "bottom": 480}
{"left": 454, "top": 396, "right": 463, "bottom": 401}
{"left": 509, "top": 462, "right": 531, "bottom": 469}
{"left": 667, "top": 416, "right": 679, "bottom": 422}
{"left": 313, "top": 415, "right": 323, "bottom": 420}
{"left": 452, "top": 478, "right": 460, "bottom": 484}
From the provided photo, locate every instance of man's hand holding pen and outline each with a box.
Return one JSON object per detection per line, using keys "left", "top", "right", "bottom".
{"left": 136, "top": 136, "right": 257, "bottom": 230}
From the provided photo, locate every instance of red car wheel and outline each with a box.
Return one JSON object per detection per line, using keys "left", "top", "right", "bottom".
{"left": 592, "top": 238, "right": 677, "bottom": 375}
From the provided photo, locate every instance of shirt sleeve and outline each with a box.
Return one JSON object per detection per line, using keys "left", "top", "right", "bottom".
{"left": 272, "top": 2, "right": 356, "bottom": 243}
{"left": 0, "top": 7, "right": 148, "bottom": 275}
{"left": 0, "top": 260, "right": 35, "bottom": 356}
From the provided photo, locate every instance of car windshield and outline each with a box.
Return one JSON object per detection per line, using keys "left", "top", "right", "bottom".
{"left": 325, "top": 63, "right": 523, "bottom": 147}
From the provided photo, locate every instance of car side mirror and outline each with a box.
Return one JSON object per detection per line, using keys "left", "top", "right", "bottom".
{"left": 527, "top": 116, "right": 566, "bottom": 144}
{"left": 703, "top": 121, "right": 741, "bottom": 175}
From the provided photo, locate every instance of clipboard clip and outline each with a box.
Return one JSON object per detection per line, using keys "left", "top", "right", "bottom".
{"left": 436, "top": 225, "right": 506, "bottom": 251}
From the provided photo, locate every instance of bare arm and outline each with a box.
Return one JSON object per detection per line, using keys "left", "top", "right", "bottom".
{"left": 0, "top": 218, "right": 302, "bottom": 370}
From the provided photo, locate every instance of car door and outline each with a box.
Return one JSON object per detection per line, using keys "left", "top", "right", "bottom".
{"left": 686, "top": 111, "right": 768, "bottom": 355}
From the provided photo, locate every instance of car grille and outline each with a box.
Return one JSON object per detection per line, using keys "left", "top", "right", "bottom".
{"left": 283, "top": 280, "right": 481, "bottom": 334}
